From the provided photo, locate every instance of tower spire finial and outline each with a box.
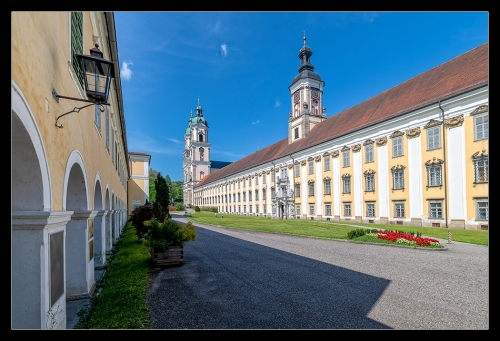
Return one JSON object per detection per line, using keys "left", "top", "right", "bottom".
{"left": 303, "top": 31, "right": 306, "bottom": 46}
{"left": 190, "top": 109, "right": 192, "bottom": 118}
{"left": 198, "top": 97, "right": 200, "bottom": 106}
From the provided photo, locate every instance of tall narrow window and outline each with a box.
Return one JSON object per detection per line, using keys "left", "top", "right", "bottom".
{"left": 342, "top": 150, "right": 350, "bottom": 167}
{"left": 426, "top": 160, "right": 443, "bottom": 187}
{"left": 324, "top": 155, "right": 330, "bottom": 171}
{"left": 365, "top": 144, "right": 374, "bottom": 163}
{"left": 342, "top": 174, "right": 351, "bottom": 194}
{"left": 200, "top": 171, "right": 204, "bottom": 180}
{"left": 71, "top": 12, "right": 84, "bottom": 88}
{"left": 255, "top": 190, "right": 259, "bottom": 201}
{"left": 344, "top": 203, "right": 351, "bottom": 216}
{"left": 255, "top": 176, "right": 258, "bottom": 185}
{"left": 392, "top": 136, "right": 403, "bottom": 157}
{"left": 323, "top": 178, "right": 331, "bottom": 195}
{"left": 364, "top": 171, "right": 375, "bottom": 192}
{"left": 309, "top": 204, "right": 315, "bottom": 216}
{"left": 477, "top": 201, "right": 488, "bottom": 220}
{"left": 295, "top": 163, "right": 300, "bottom": 177}
{"left": 271, "top": 187, "right": 275, "bottom": 198}
{"left": 249, "top": 191, "right": 252, "bottom": 201}
{"left": 474, "top": 114, "right": 488, "bottom": 140}
{"left": 243, "top": 192, "right": 246, "bottom": 201}
{"left": 94, "top": 105, "right": 101, "bottom": 132}
{"left": 271, "top": 169, "right": 275, "bottom": 183}
{"left": 472, "top": 151, "right": 488, "bottom": 183}
{"left": 308, "top": 160, "right": 314, "bottom": 174}
{"left": 294, "top": 127, "right": 299, "bottom": 139}
{"left": 296, "top": 205, "right": 301, "bottom": 216}
{"left": 325, "top": 204, "right": 332, "bottom": 216}
{"left": 394, "top": 202, "right": 405, "bottom": 218}
{"left": 263, "top": 174, "right": 266, "bottom": 184}
{"left": 429, "top": 202, "right": 442, "bottom": 219}
{"left": 295, "top": 183, "right": 300, "bottom": 197}
{"left": 105, "top": 107, "right": 109, "bottom": 152}
{"left": 366, "top": 203, "right": 375, "bottom": 217}
{"left": 308, "top": 181, "right": 314, "bottom": 196}
{"left": 391, "top": 166, "right": 405, "bottom": 190}
{"left": 111, "top": 129, "right": 115, "bottom": 164}
{"left": 427, "top": 126, "right": 441, "bottom": 150}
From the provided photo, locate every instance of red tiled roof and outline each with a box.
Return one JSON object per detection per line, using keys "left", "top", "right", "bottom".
{"left": 197, "top": 43, "right": 488, "bottom": 187}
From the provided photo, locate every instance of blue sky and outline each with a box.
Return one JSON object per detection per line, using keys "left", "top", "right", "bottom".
{"left": 114, "top": 12, "right": 488, "bottom": 182}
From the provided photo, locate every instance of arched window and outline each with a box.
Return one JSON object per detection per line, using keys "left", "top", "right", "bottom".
{"left": 199, "top": 134, "right": 204, "bottom": 142}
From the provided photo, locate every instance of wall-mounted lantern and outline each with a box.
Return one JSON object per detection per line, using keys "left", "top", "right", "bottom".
{"left": 53, "top": 44, "right": 115, "bottom": 128}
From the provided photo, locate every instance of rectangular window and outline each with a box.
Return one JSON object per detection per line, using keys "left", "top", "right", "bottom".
{"left": 308, "top": 182, "right": 314, "bottom": 196}
{"left": 392, "top": 137, "right": 403, "bottom": 157}
{"left": 263, "top": 175, "right": 266, "bottom": 184}
{"left": 238, "top": 193, "right": 240, "bottom": 202}
{"left": 342, "top": 177, "right": 351, "bottom": 194}
{"left": 264, "top": 205, "right": 267, "bottom": 214}
{"left": 477, "top": 202, "right": 488, "bottom": 220}
{"left": 295, "top": 164, "right": 300, "bottom": 177}
{"left": 94, "top": 105, "right": 101, "bottom": 132}
{"left": 427, "top": 126, "right": 441, "bottom": 150}
{"left": 344, "top": 203, "right": 351, "bottom": 216}
{"left": 244, "top": 206, "right": 246, "bottom": 213}
{"left": 474, "top": 114, "right": 488, "bottom": 140}
{"left": 427, "top": 165, "right": 442, "bottom": 187}
{"left": 365, "top": 174, "right": 375, "bottom": 192}
{"left": 324, "top": 155, "right": 330, "bottom": 171}
{"left": 243, "top": 192, "right": 246, "bottom": 201}
{"left": 238, "top": 181, "right": 240, "bottom": 189}
{"left": 255, "top": 176, "right": 258, "bottom": 185}
{"left": 324, "top": 179, "right": 331, "bottom": 195}
{"left": 342, "top": 150, "right": 350, "bottom": 167}
{"left": 392, "top": 170, "right": 404, "bottom": 190}
{"left": 394, "top": 202, "right": 405, "bottom": 218}
{"left": 474, "top": 158, "right": 489, "bottom": 183}
{"left": 308, "top": 160, "right": 314, "bottom": 174}
{"left": 271, "top": 187, "right": 275, "bottom": 198}
{"left": 249, "top": 205, "right": 252, "bottom": 213}
{"left": 366, "top": 203, "right": 375, "bottom": 217}
{"left": 294, "top": 127, "right": 299, "bottom": 139}
{"left": 105, "top": 107, "right": 109, "bottom": 151}
{"left": 111, "top": 129, "right": 115, "bottom": 164}
{"left": 295, "top": 183, "right": 300, "bottom": 197}
{"left": 271, "top": 170, "right": 275, "bottom": 183}
{"left": 309, "top": 204, "right": 314, "bottom": 216}
{"left": 296, "top": 205, "right": 300, "bottom": 216}
{"left": 429, "top": 202, "right": 442, "bottom": 219}
{"left": 71, "top": 12, "right": 84, "bottom": 88}
{"left": 249, "top": 191, "right": 252, "bottom": 201}
{"left": 255, "top": 190, "right": 259, "bottom": 201}
{"left": 325, "top": 204, "right": 332, "bottom": 216}
{"left": 365, "top": 144, "right": 374, "bottom": 163}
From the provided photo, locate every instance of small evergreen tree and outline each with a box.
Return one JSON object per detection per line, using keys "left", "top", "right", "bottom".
{"left": 154, "top": 172, "right": 170, "bottom": 221}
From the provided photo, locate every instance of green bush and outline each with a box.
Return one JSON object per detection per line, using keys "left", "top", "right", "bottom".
{"left": 176, "top": 203, "right": 184, "bottom": 211}
{"left": 128, "top": 204, "right": 154, "bottom": 240}
{"left": 194, "top": 206, "right": 201, "bottom": 212}
{"left": 211, "top": 207, "right": 218, "bottom": 213}
{"left": 347, "top": 228, "right": 367, "bottom": 239}
{"left": 144, "top": 218, "right": 197, "bottom": 252}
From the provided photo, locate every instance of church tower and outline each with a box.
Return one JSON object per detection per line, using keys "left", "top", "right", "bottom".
{"left": 182, "top": 98, "right": 211, "bottom": 207}
{"left": 288, "top": 32, "right": 326, "bottom": 144}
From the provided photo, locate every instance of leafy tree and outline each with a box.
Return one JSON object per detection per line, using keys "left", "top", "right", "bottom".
{"left": 165, "top": 174, "right": 174, "bottom": 205}
{"left": 154, "top": 171, "right": 170, "bottom": 221}
{"left": 128, "top": 204, "right": 154, "bottom": 240}
{"left": 148, "top": 168, "right": 158, "bottom": 203}
{"left": 172, "top": 181, "right": 183, "bottom": 201}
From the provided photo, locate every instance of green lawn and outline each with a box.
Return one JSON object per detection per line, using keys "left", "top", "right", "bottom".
{"left": 186, "top": 211, "right": 488, "bottom": 246}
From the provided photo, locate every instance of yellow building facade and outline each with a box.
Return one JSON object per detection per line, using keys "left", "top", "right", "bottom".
{"left": 128, "top": 152, "right": 151, "bottom": 214}
{"left": 12, "top": 12, "right": 129, "bottom": 329}
{"left": 192, "top": 39, "right": 488, "bottom": 231}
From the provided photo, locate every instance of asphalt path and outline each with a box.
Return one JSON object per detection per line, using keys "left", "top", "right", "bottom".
{"left": 146, "top": 215, "right": 488, "bottom": 329}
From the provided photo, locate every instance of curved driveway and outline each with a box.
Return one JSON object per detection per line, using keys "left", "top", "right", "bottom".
{"left": 146, "top": 215, "right": 488, "bottom": 329}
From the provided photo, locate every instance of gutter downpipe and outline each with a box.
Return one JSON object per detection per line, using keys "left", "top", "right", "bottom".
{"left": 438, "top": 101, "right": 449, "bottom": 229}
{"left": 289, "top": 154, "right": 295, "bottom": 220}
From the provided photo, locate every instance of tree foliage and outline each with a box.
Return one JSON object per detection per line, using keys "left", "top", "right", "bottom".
{"left": 148, "top": 168, "right": 158, "bottom": 204}
{"left": 128, "top": 204, "right": 154, "bottom": 240}
{"left": 154, "top": 171, "right": 170, "bottom": 221}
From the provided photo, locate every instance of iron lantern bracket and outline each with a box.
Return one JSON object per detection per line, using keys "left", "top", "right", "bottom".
{"left": 52, "top": 88, "right": 109, "bottom": 128}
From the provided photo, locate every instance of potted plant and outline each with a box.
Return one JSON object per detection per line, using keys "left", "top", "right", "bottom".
{"left": 144, "top": 218, "right": 197, "bottom": 266}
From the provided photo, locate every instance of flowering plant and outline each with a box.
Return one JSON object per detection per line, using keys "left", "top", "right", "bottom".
{"left": 367, "top": 231, "right": 441, "bottom": 247}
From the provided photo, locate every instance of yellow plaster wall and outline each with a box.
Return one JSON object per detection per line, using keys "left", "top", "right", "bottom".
{"left": 387, "top": 136, "right": 410, "bottom": 218}
{"left": 12, "top": 12, "right": 127, "bottom": 211}
{"left": 361, "top": 143, "right": 378, "bottom": 217}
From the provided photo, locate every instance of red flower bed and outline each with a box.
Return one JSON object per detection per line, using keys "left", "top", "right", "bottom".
{"left": 374, "top": 231, "right": 441, "bottom": 247}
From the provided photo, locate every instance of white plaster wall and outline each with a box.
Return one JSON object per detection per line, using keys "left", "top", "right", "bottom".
{"left": 447, "top": 124, "right": 467, "bottom": 220}
{"left": 378, "top": 144, "right": 389, "bottom": 217}
{"left": 408, "top": 135, "right": 423, "bottom": 219}
{"left": 315, "top": 161, "right": 322, "bottom": 215}
{"left": 333, "top": 157, "right": 341, "bottom": 216}
{"left": 353, "top": 151, "right": 362, "bottom": 217}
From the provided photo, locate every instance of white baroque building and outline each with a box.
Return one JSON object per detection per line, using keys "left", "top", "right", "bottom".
{"left": 188, "top": 36, "right": 488, "bottom": 230}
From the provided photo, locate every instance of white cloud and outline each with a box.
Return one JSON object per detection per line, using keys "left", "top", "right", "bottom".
{"left": 252, "top": 119, "right": 260, "bottom": 125}
{"left": 274, "top": 99, "right": 280, "bottom": 107}
{"left": 166, "top": 137, "right": 182, "bottom": 144}
{"left": 220, "top": 43, "right": 228, "bottom": 57}
{"left": 121, "top": 61, "right": 133, "bottom": 80}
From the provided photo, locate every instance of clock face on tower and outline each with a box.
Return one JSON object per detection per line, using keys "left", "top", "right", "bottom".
{"left": 311, "top": 89, "right": 319, "bottom": 99}
{"left": 294, "top": 91, "right": 300, "bottom": 103}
